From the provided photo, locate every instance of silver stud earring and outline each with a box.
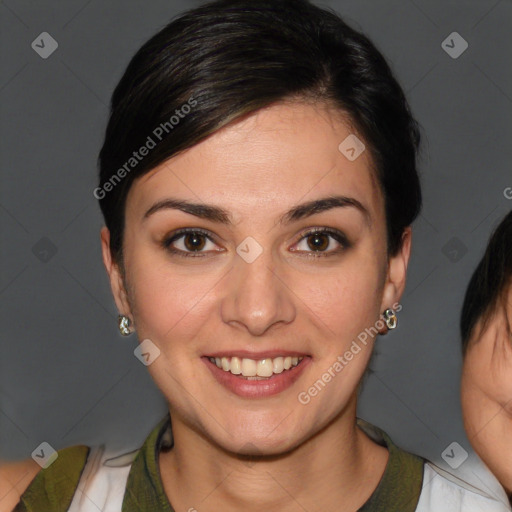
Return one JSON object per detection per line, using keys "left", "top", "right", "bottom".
{"left": 118, "top": 315, "right": 132, "bottom": 336}
{"left": 383, "top": 308, "right": 397, "bottom": 330}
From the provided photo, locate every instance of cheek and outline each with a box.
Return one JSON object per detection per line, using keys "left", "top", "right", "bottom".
{"left": 127, "top": 254, "right": 221, "bottom": 346}
{"left": 293, "top": 266, "right": 383, "bottom": 419}
{"left": 287, "top": 252, "right": 385, "bottom": 395}
{"left": 461, "top": 350, "right": 510, "bottom": 434}
{"left": 303, "top": 267, "right": 383, "bottom": 341}
{"left": 460, "top": 367, "right": 481, "bottom": 433}
{"left": 464, "top": 345, "right": 512, "bottom": 405}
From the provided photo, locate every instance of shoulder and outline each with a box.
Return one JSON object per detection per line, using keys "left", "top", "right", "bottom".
{"left": 1, "top": 444, "right": 90, "bottom": 512}
{"left": 416, "top": 461, "right": 512, "bottom": 511}
{"left": 0, "top": 418, "right": 164, "bottom": 512}
{"left": 0, "top": 458, "right": 41, "bottom": 512}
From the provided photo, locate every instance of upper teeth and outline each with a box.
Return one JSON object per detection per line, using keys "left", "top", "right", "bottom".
{"left": 209, "top": 356, "right": 304, "bottom": 377}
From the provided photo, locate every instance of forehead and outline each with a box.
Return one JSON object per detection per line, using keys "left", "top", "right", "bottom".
{"left": 127, "top": 101, "right": 382, "bottom": 223}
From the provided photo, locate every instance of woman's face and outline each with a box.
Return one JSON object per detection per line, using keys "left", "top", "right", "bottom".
{"left": 102, "top": 101, "right": 410, "bottom": 455}
{"left": 461, "top": 285, "right": 512, "bottom": 493}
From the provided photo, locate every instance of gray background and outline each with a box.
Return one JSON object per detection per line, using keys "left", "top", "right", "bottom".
{"left": 1, "top": 0, "right": 511, "bottom": 499}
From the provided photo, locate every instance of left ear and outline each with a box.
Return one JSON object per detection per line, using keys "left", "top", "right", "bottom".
{"left": 380, "top": 227, "right": 412, "bottom": 314}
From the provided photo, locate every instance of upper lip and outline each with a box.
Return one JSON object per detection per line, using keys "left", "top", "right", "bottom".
{"left": 203, "top": 350, "right": 310, "bottom": 359}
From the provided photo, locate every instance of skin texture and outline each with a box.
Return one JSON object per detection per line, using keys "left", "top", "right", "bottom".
{"left": 0, "top": 459, "right": 41, "bottom": 512}
{"left": 99, "top": 100, "right": 411, "bottom": 512}
{"left": 461, "top": 284, "right": 512, "bottom": 498}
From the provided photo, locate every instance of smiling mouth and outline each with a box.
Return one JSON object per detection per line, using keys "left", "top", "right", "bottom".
{"left": 207, "top": 355, "right": 305, "bottom": 379}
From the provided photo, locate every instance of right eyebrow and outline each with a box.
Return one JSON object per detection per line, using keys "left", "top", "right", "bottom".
{"left": 143, "top": 198, "right": 233, "bottom": 224}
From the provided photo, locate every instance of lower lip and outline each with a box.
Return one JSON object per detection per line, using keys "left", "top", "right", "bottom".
{"left": 202, "top": 357, "right": 311, "bottom": 398}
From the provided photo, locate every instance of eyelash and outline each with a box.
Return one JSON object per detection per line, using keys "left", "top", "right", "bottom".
{"left": 161, "top": 227, "right": 350, "bottom": 259}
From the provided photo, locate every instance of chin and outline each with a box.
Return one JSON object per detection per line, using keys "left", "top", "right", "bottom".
{"left": 213, "top": 422, "right": 303, "bottom": 457}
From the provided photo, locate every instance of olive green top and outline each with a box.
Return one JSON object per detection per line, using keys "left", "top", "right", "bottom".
{"left": 13, "top": 444, "right": 89, "bottom": 512}
{"left": 15, "top": 415, "right": 425, "bottom": 511}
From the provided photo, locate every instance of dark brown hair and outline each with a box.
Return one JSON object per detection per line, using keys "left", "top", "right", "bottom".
{"left": 461, "top": 209, "right": 512, "bottom": 354}
{"left": 97, "top": 0, "right": 422, "bottom": 265}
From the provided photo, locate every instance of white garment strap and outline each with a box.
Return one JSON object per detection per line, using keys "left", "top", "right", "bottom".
{"left": 415, "top": 462, "right": 511, "bottom": 511}
{"left": 67, "top": 445, "right": 139, "bottom": 512}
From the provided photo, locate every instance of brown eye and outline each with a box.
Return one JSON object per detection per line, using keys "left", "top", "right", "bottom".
{"left": 292, "top": 228, "right": 350, "bottom": 256}
{"left": 162, "top": 228, "right": 222, "bottom": 258}
{"left": 306, "top": 232, "right": 330, "bottom": 251}
{"left": 183, "top": 232, "right": 207, "bottom": 251}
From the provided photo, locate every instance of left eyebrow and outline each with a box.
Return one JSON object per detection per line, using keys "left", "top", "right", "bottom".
{"left": 143, "top": 195, "right": 370, "bottom": 226}
{"left": 279, "top": 195, "right": 370, "bottom": 226}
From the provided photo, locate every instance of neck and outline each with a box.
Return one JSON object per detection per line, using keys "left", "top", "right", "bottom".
{"left": 159, "top": 400, "right": 389, "bottom": 512}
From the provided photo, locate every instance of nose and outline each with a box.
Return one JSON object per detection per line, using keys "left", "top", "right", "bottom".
{"left": 221, "top": 242, "right": 296, "bottom": 336}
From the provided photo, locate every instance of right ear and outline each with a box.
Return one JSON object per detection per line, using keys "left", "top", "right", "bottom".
{"left": 100, "top": 227, "right": 133, "bottom": 319}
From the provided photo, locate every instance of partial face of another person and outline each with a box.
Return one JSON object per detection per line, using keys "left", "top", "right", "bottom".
{"left": 102, "top": 101, "right": 410, "bottom": 456}
{"left": 462, "top": 284, "right": 512, "bottom": 494}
